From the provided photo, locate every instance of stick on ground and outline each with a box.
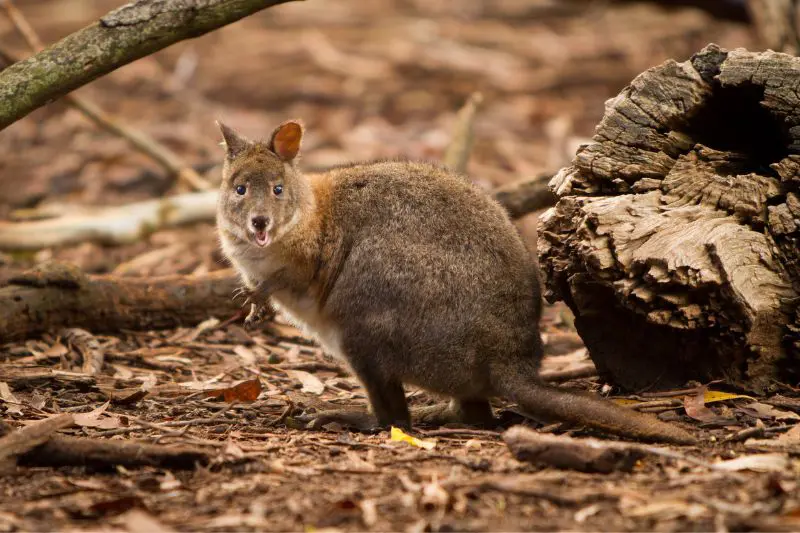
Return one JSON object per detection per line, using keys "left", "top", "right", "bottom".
{"left": 0, "top": 413, "right": 74, "bottom": 470}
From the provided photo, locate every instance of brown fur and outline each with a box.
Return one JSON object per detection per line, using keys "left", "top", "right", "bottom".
{"left": 216, "top": 121, "right": 697, "bottom": 445}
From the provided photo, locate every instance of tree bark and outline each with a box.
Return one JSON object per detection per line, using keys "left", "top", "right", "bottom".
{"left": 538, "top": 44, "right": 800, "bottom": 393}
{"left": 0, "top": 0, "right": 297, "bottom": 130}
{"left": 0, "top": 262, "right": 241, "bottom": 343}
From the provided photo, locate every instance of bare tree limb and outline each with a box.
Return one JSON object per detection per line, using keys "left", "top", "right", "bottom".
{"left": 0, "top": 0, "right": 299, "bottom": 130}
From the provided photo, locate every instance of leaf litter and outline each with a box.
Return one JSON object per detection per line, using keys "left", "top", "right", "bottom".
{"left": 1, "top": 0, "right": 799, "bottom": 531}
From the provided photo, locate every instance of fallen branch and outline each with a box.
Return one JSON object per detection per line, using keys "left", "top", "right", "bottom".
{"left": 0, "top": 0, "right": 298, "bottom": 130}
{"left": 0, "top": 262, "right": 241, "bottom": 343}
{"left": 503, "top": 425, "right": 647, "bottom": 473}
{"left": 493, "top": 173, "right": 556, "bottom": 218}
{"left": 0, "top": 191, "right": 217, "bottom": 250}
{"left": 0, "top": 413, "right": 74, "bottom": 470}
{"left": 539, "top": 363, "right": 598, "bottom": 383}
{"left": 0, "top": 177, "right": 553, "bottom": 250}
{"left": 443, "top": 92, "right": 483, "bottom": 175}
{"left": 17, "top": 434, "right": 210, "bottom": 470}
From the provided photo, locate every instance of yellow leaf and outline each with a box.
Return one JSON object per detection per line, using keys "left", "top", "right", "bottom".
{"left": 703, "top": 390, "right": 754, "bottom": 404}
{"left": 390, "top": 426, "right": 436, "bottom": 450}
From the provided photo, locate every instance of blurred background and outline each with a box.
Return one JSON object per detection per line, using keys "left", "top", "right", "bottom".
{"left": 0, "top": 0, "right": 758, "bottom": 274}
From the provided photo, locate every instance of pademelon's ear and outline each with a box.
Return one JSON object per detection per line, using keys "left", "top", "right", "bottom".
{"left": 267, "top": 120, "right": 303, "bottom": 163}
{"left": 217, "top": 121, "right": 251, "bottom": 159}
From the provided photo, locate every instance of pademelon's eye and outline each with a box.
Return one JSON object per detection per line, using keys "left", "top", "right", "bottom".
{"left": 235, "top": 185, "right": 246, "bottom": 195}
{"left": 273, "top": 184, "right": 284, "bottom": 196}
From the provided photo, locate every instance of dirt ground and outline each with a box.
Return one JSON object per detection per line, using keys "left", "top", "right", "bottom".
{"left": 1, "top": 0, "right": 800, "bottom": 531}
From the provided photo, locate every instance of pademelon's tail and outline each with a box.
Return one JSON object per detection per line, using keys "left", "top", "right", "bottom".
{"left": 506, "top": 379, "right": 697, "bottom": 445}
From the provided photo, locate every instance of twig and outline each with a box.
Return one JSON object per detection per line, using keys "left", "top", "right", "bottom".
{"left": 443, "top": 92, "right": 483, "bottom": 175}
{"left": 420, "top": 428, "right": 501, "bottom": 439}
{"left": 540, "top": 363, "right": 598, "bottom": 383}
{"left": 0, "top": 0, "right": 211, "bottom": 191}
{"left": 0, "top": 414, "right": 74, "bottom": 468}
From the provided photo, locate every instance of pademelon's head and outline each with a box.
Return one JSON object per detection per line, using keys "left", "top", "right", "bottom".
{"left": 216, "top": 120, "right": 306, "bottom": 248}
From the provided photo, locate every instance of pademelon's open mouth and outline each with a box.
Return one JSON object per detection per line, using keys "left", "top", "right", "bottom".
{"left": 254, "top": 230, "right": 271, "bottom": 247}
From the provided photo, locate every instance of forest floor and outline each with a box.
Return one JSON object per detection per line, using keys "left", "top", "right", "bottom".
{"left": 1, "top": 0, "right": 799, "bottom": 531}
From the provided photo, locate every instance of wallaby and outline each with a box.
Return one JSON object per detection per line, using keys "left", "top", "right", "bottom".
{"left": 215, "top": 120, "right": 696, "bottom": 445}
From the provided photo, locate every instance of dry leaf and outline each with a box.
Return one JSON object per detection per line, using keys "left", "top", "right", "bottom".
{"left": 712, "top": 453, "right": 790, "bottom": 473}
{"left": 233, "top": 345, "right": 257, "bottom": 366}
{"left": 29, "top": 391, "right": 47, "bottom": 410}
{"left": 360, "top": 499, "right": 378, "bottom": 527}
{"left": 745, "top": 425, "right": 800, "bottom": 452}
{"left": 122, "top": 509, "right": 177, "bottom": 533}
{"left": 739, "top": 402, "right": 800, "bottom": 421}
{"left": 287, "top": 370, "right": 325, "bottom": 395}
{"left": 419, "top": 476, "right": 449, "bottom": 511}
{"left": 390, "top": 427, "right": 436, "bottom": 450}
{"left": 684, "top": 386, "right": 735, "bottom": 425}
{"left": 73, "top": 401, "right": 122, "bottom": 429}
{"left": 704, "top": 390, "right": 754, "bottom": 404}
{"left": 205, "top": 378, "right": 262, "bottom": 402}
{"left": 0, "top": 382, "right": 22, "bottom": 416}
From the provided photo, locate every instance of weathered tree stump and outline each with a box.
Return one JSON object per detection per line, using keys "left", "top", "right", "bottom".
{"left": 538, "top": 44, "right": 800, "bottom": 393}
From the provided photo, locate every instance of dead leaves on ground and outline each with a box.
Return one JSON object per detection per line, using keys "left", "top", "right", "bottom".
{"left": 204, "top": 378, "right": 262, "bottom": 403}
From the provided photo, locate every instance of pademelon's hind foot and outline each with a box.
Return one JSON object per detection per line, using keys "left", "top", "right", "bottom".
{"left": 412, "top": 399, "right": 498, "bottom": 427}
{"left": 295, "top": 408, "right": 383, "bottom": 432}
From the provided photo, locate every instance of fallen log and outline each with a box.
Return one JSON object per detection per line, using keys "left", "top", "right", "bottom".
{"left": 0, "top": 262, "right": 241, "bottom": 343}
{"left": 0, "top": 0, "right": 298, "bottom": 130}
{"left": 538, "top": 44, "right": 800, "bottom": 393}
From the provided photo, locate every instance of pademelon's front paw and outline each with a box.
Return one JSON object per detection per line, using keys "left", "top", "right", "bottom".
{"left": 243, "top": 302, "right": 273, "bottom": 330}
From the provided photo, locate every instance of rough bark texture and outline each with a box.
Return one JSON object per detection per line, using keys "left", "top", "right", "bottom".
{"left": 0, "top": 0, "right": 296, "bottom": 130}
{"left": 0, "top": 262, "right": 241, "bottom": 343}
{"left": 539, "top": 45, "right": 800, "bottom": 393}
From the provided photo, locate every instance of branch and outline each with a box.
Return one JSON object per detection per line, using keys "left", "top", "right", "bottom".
{"left": 0, "top": 0, "right": 298, "bottom": 130}
{"left": 493, "top": 173, "right": 556, "bottom": 218}
{"left": 0, "top": 262, "right": 242, "bottom": 343}
{"left": 0, "top": 175, "right": 556, "bottom": 251}
{"left": 443, "top": 92, "right": 483, "bottom": 175}
{"left": 0, "top": 3, "right": 211, "bottom": 191}
{"left": 0, "top": 191, "right": 217, "bottom": 250}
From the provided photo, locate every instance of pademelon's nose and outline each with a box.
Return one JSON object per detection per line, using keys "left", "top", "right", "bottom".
{"left": 251, "top": 216, "right": 269, "bottom": 231}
